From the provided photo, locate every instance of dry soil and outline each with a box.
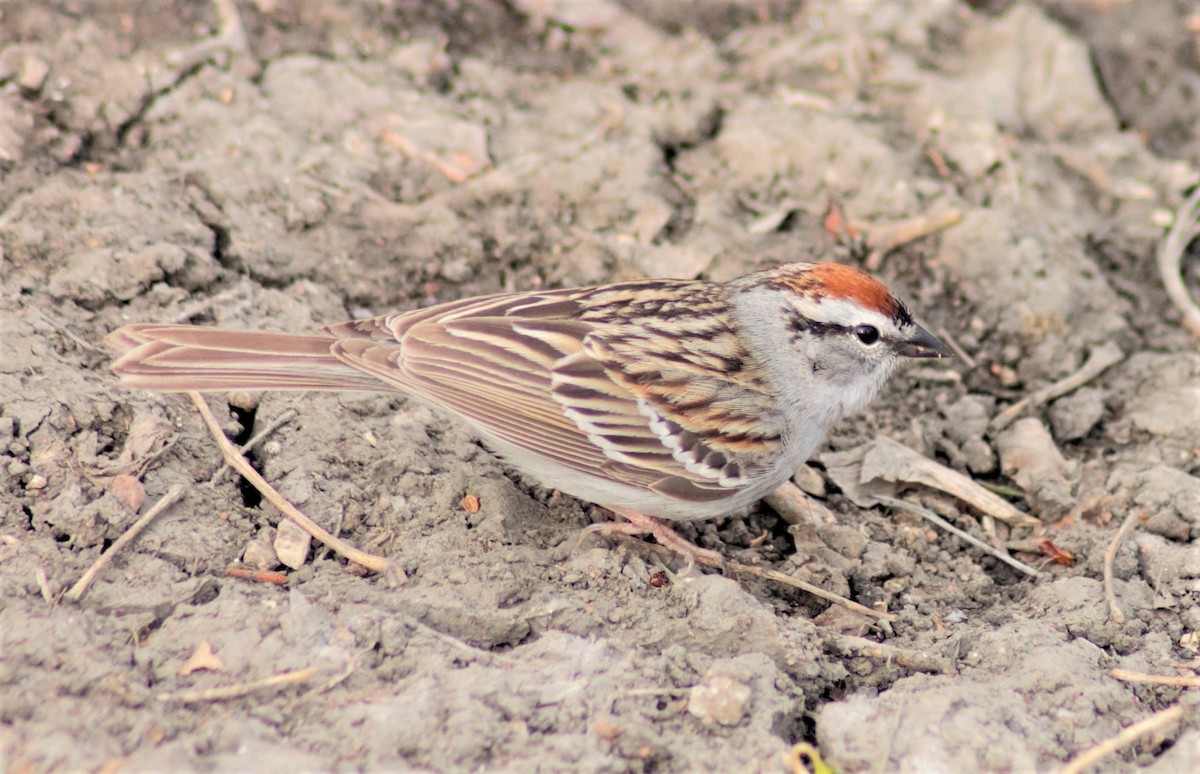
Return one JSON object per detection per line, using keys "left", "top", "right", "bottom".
{"left": 2, "top": 1, "right": 1199, "bottom": 772}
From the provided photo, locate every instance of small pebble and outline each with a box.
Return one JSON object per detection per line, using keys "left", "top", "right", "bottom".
{"left": 110, "top": 474, "right": 146, "bottom": 512}
{"left": 227, "top": 391, "right": 260, "bottom": 411}
{"left": 273, "top": 520, "right": 311, "bottom": 569}
{"left": 688, "top": 674, "right": 751, "bottom": 727}
{"left": 792, "top": 465, "right": 826, "bottom": 497}
{"left": 243, "top": 529, "right": 279, "bottom": 570}
{"left": 1049, "top": 388, "right": 1105, "bottom": 442}
{"left": 17, "top": 55, "right": 50, "bottom": 92}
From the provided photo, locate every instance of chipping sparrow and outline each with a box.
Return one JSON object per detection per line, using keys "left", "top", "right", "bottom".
{"left": 108, "top": 262, "right": 950, "bottom": 554}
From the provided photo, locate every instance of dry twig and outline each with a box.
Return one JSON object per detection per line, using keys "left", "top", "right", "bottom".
{"left": 863, "top": 209, "right": 963, "bottom": 271}
{"left": 1044, "top": 142, "right": 1155, "bottom": 201}
{"left": 398, "top": 613, "right": 500, "bottom": 662}
{"left": 607, "top": 534, "right": 893, "bottom": 621}
{"left": 1110, "top": 669, "right": 1200, "bottom": 688}
{"left": 1103, "top": 510, "right": 1143, "bottom": 624}
{"left": 188, "top": 392, "right": 391, "bottom": 574}
{"left": 1157, "top": 186, "right": 1200, "bottom": 338}
{"left": 824, "top": 632, "right": 952, "bottom": 674}
{"left": 733, "top": 561, "right": 891, "bottom": 620}
{"left": 207, "top": 408, "right": 297, "bottom": 485}
{"left": 86, "top": 436, "right": 179, "bottom": 480}
{"left": 1058, "top": 703, "right": 1185, "bottom": 774}
{"left": 167, "top": 0, "right": 254, "bottom": 76}
{"left": 763, "top": 481, "right": 838, "bottom": 526}
{"left": 935, "top": 326, "right": 977, "bottom": 369}
{"left": 170, "top": 285, "right": 248, "bottom": 324}
{"left": 225, "top": 567, "right": 288, "bottom": 585}
{"left": 38, "top": 311, "right": 110, "bottom": 356}
{"left": 991, "top": 341, "right": 1124, "bottom": 432}
{"left": 64, "top": 485, "right": 187, "bottom": 603}
{"left": 874, "top": 495, "right": 1041, "bottom": 578}
{"left": 159, "top": 661, "right": 352, "bottom": 704}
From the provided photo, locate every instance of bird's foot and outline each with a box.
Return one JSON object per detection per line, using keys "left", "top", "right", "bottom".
{"left": 585, "top": 508, "right": 724, "bottom": 567}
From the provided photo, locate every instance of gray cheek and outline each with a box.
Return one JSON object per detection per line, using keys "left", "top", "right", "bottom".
{"left": 823, "top": 348, "right": 866, "bottom": 386}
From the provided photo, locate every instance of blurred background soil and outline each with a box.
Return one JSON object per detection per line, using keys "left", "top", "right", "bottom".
{"left": 2, "top": 1, "right": 1199, "bottom": 771}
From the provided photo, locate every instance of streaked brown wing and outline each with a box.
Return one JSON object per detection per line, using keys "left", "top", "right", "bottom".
{"left": 566, "top": 282, "right": 784, "bottom": 490}
{"left": 325, "top": 290, "right": 754, "bottom": 502}
{"left": 324, "top": 289, "right": 585, "bottom": 341}
{"left": 582, "top": 323, "right": 783, "bottom": 487}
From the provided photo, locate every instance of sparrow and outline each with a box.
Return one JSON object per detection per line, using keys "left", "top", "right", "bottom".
{"left": 107, "top": 262, "right": 951, "bottom": 557}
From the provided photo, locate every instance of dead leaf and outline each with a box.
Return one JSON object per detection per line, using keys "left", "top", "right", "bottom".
{"left": 1037, "top": 539, "right": 1076, "bottom": 565}
{"left": 179, "top": 640, "right": 225, "bottom": 676}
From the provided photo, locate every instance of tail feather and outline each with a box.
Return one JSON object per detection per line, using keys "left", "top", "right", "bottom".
{"left": 106, "top": 324, "right": 398, "bottom": 393}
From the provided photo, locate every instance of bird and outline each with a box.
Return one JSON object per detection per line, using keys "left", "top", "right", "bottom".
{"left": 107, "top": 262, "right": 952, "bottom": 559}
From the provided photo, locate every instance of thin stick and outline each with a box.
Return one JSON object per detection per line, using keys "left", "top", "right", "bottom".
{"left": 399, "top": 613, "right": 499, "bottom": 661}
{"left": 1058, "top": 703, "right": 1185, "bottom": 774}
{"left": 158, "top": 662, "right": 348, "bottom": 704}
{"left": 736, "top": 561, "right": 893, "bottom": 620}
{"left": 166, "top": 0, "right": 252, "bottom": 74}
{"left": 34, "top": 566, "right": 56, "bottom": 605}
{"left": 991, "top": 342, "right": 1125, "bottom": 432}
{"left": 1103, "top": 510, "right": 1142, "bottom": 624}
{"left": 208, "top": 408, "right": 297, "bottom": 485}
{"left": 88, "top": 435, "right": 178, "bottom": 479}
{"left": 611, "top": 535, "right": 893, "bottom": 621}
{"left": 935, "top": 326, "right": 977, "bottom": 369}
{"left": 1110, "top": 669, "right": 1200, "bottom": 688}
{"left": 233, "top": 408, "right": 297, "bottom": 452}
{"left": 825, "top": 632, "right": 952, "bottom": 674}
{"left": 225, "top": 567, "right": 288, "bottom": 585}
{"left": 38, "top": 311, "right": 110, "bottom": 356}
{"left": 170, "top": 285, "right": 246, "bottom": 324}
{"left": 874, "top": 495, "right": 1041, "bottom": 578}
{"left": 188, "top": 392, "right": 391, "bottom": 574}
{"left": 764, "top": 481, "right": 838, "bottom": 526}
{"left": 1156, "top": 186, "right": 1200, "bottom": 338}
{"left": 863, "top": 209, "right": 964, "bottom": 271}
{"left": 314, "top": 507, "right": 345, "bottom": 564}
{"left": 64, "top": 485, "right": 187, "bottom": 603}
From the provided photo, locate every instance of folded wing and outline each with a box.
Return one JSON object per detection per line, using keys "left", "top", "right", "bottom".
{"left": 326, "top": 288, "right": 774, "bottom": 503}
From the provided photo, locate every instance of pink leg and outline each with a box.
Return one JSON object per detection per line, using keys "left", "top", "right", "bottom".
{"left": 587, "top": 508, "right": 724, "bottom": 565}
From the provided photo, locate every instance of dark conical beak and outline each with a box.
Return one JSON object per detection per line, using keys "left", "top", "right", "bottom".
{"left": 897, "top": 325, "right": 954, "bottom": 359}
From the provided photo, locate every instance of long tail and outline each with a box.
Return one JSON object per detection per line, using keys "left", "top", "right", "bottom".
{"left": 106, "top": 324, "right": 396, "bottom": 393}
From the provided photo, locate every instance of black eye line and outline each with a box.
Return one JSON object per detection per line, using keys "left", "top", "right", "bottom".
{"left": 789, "top": 313, "right": 890, "bottom": 348}
{"left": 789, "top": 314, "right": 847, "bottom": 337}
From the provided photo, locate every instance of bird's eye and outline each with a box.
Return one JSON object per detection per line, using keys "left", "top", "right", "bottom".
{"left": 854, "top": 324, "right": 880, "bottom": 345}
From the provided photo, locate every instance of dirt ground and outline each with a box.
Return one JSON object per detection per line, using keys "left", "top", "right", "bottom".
{"left": 2, "top": 0, "right": 1199, "bottom": 771}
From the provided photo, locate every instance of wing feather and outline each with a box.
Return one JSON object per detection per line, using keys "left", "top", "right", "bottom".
{"left": 323, "top": 283, "right": 784, "bottom": 505}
